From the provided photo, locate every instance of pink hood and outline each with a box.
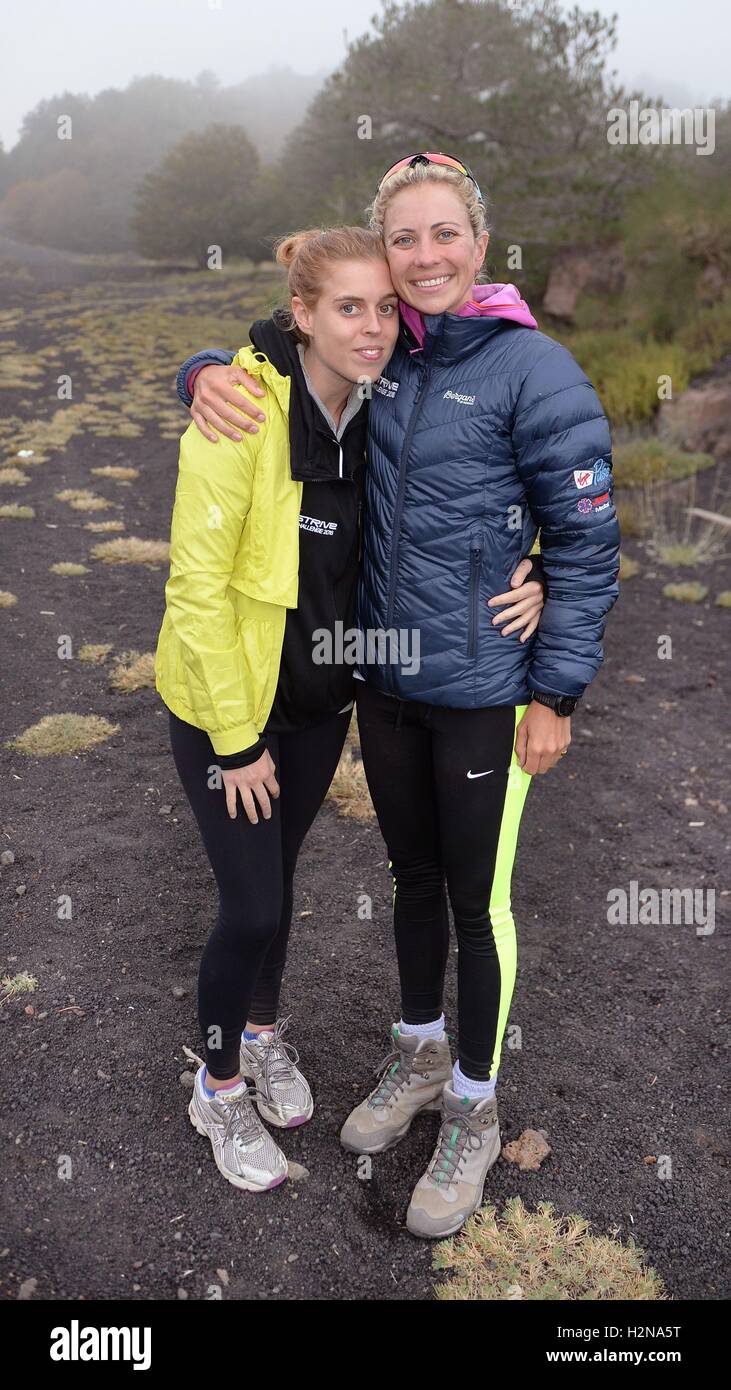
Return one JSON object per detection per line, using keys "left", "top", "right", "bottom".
{"left": 399, "top": 281, "right": 537, "bottom": 349}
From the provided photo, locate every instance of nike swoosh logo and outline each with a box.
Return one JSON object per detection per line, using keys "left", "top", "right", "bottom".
{"left": 466, "top": 769, "right": 494, "bottom": 779}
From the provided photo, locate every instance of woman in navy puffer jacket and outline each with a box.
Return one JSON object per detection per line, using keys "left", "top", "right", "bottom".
{"left": 177, "top": 153, "right": 620, "bottom": 1242}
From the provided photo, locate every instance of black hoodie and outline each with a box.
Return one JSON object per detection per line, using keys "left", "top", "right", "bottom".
{"left": 216, "top": 311, "right": 367, "bottom": 770}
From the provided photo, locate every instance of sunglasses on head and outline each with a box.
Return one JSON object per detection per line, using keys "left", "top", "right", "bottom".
{"left": 377, "top": 151, "right": 485, "bottom": 204}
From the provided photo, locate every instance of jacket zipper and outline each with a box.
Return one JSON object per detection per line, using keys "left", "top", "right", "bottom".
{"left": 384, "top": 357, "right": 433, "bottom": 689}
{"left": 467, "top": 539, "right": 483, "bottom": 658}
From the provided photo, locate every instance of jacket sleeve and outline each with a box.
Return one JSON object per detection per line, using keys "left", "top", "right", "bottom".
{"left": 176, "top": 348, "right": 236, "bottom": 408}
{"left": 163, "top": 420, "right": 263, "bottom": 757}
{"left": 511, "top": 343, "right": 620, "bottom": 698}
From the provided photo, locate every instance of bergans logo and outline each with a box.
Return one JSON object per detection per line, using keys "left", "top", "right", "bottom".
{"left": 299, "top": 516, "right": 337, "bottom": 536}
{"left": 444, "top": 389, "right": 476, "bottom": 405}
{"left": 373, "top": 375, "right": 399, "bottom": 399}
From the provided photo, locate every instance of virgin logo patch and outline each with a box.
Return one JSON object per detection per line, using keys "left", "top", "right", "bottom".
{"left": 574, "top": 468, "right": 593, "bottom": 488}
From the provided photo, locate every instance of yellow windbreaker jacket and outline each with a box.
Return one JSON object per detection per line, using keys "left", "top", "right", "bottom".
{"left": 154, "top": 348, "right": 303, "bottom": 756}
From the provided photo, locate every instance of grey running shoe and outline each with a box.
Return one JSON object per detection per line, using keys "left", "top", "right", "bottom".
{"left": 239, "top": 1017, "right": 313, "bottom": 1128}
{"left": 339, "top": 1023, "right": 453, "bottom": 1154}
{"left": 188, "top": 1066, "right": 288, "bottom": 1192}
{"left": 406, "top": 1083, "right": 501, "bottom": 1238}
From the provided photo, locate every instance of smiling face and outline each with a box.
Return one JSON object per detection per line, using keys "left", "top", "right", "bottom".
{"left": 382, "top": 182, "right": 489, "bottom": 315}
{"left": 291, "top": 257, "right": 400, "bottom": 389}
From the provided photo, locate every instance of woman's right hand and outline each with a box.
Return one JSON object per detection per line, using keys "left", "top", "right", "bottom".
{"left": 192, "top": 363, "right": 268, "bottom": 443}
{"left": 222, "top": 749, "right": 280, "bottom": 824}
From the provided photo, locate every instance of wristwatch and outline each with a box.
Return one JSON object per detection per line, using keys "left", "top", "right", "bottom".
{"left": 530, "top": 690, "right": 579, "bottom": 717}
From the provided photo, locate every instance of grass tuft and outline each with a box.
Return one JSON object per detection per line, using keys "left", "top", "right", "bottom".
{"left": 0, "top": 503, "right": 35, "bottom": 519}
{"left": 49, "top": 562, "right": 90, "bottom": 576}
{"left": 78, "top": 643, "right": 114, "bottom": 663}
{"left": 91, "top": 466, "right": 139, "bottom": 480}
{"left": 327, "top": 742, "right": 374, "bottom": 821}
{"left": 89, "top": 536, "right": 169, "bottom": 566}
{"left": 109, "top": 650, "right": 156, "bottom": 691}
{"left": 0, "top": 972, "right": 38, "bottom": 1005}
{"left": 6, "top": 712, "right": 120, "bottom": 756}
{"left": 619, "top": 555, "right": 640, "bottom": 580}
{"left": 662, "top": 581, "right": 708, "bottom": 603}
{"left": 433, "top": 1196, "right": 666, "bottom": 1301}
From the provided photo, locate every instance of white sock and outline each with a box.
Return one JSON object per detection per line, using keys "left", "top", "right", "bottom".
{"left": 452, "top": 1059, "right": 497, "bottom": 1101}
{"left": 398, "top": 1014, "right": 446, "bottom": 1042}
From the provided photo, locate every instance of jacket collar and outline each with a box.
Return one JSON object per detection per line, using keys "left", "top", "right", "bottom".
{"left": 398, "top": 308, "right": 509, "bottom": 366}
{"left": 248, "top": 311, "right": 367, "bottom": 483}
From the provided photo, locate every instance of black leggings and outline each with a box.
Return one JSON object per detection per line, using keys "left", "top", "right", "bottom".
{"left": 355, "top": 681, "right": 532, "bottom": 1080}
{"left": 169, "top": 707, "right": 352, "bottom": 1080}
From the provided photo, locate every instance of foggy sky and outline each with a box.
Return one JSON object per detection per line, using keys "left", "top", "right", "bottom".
{"left": 1, "top": 0, "right": 729, "bottom": 153}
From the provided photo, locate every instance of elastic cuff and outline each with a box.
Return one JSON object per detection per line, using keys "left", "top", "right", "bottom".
{"left": 524, "top": 553, "right": 546, "bottom": 589}
{"left": 216, "top": 737, "right": 267, "bottom": 770}
{"left": 175, "top": 348, "right": 236, "bottom": 408}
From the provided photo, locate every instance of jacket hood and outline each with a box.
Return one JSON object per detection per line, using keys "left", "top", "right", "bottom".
{"left": 399, "top": 282, "right": 537, "bottom": 350}
{"left": 248, "top": 309, "right": 367, "bottom": 484}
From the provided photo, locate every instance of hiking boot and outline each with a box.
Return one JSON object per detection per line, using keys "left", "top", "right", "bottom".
{"left": 188, "top": 1067, "right": 288, "bottom": 1192}
{"left": 239, "top": 1016, "right": 313, "bottom": 1128}
{"left": 406, "top": 1084, "right": 501, "bottom": 1238}
{"left": 339, "top": 1023, "right": 453, "bottom": 1154}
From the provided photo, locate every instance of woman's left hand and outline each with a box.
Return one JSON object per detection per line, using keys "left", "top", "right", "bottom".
{"left": 515, "top": 703, "right": 571, "bottom": 776}
{"left": 487, "top": 558, "right": 544, "bottom": 641}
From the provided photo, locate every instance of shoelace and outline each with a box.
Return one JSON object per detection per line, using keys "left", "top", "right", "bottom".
{"left": 367, "top": 1042, "right": 414, "bottom": 1109}
{"left": 247, "top": 1016, "right": 301, "bottom": 1101}
{"left": 427, "top": 1110, "right": 484, "bottom": 1186}
{"left": 209, "top": 1082, "right": 265, "bottom": 1149}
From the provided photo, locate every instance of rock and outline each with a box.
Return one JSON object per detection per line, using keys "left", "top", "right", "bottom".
{"left": 171, "top": 985, "right": 187, "bottom": 1000}
{"left": 177, "top": 1287, "right": 189, "bottom": 1300}
{"left": 16, "top": 884, "right": 26, "bottom": 896}
{"left": 18, "top": 1277, "right": 38, "bottom": 1300}
{"left": 159, "top": 805, "right": 173, "bottom": 815}
{"left": 179, "top": 1070, "right": 195, "bottom": 1090}
{"left": 287, "top": 1162, "right": 310, "bottom": 1181}
{"left": 542, "top": 245, "right": 625, "bottom": 322}
{"left": 0, "top": 850, "right": 15, "bottom": 866}
{"left": 502, "top": 1128, "right": 552, "bottom": 1170}
{"left": 657, "top": 368, "right": 731, "bottom": 462}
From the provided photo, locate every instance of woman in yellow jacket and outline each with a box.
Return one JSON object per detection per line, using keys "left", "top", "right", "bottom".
{"left": 155, "top": 226, "right": 544, "bottom": 1195}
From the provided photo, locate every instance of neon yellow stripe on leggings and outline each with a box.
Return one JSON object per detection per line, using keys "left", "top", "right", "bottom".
{"left": 485, "top": 703, "right": 532, "bottom": 1080}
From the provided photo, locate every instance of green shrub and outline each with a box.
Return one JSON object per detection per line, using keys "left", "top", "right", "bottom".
{"left": 562, "top": 330, "right": 689, "bottom": 427}
{"left": 613, "top": 439, "right": 716, "bottom": 489}
{"left": 675, "top": 297, "right": 731, "bottom": 377}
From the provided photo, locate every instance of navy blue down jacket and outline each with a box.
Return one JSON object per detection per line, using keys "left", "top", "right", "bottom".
{"left": 176, "top": 308, "right": 620, "bottom": 710}
{"left": 355, "top": 309, "right": 620, "bottom": 707}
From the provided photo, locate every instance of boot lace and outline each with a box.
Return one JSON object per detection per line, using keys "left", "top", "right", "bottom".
{"left": 427, "top": 1110, "right": 484, "bottom": 1186}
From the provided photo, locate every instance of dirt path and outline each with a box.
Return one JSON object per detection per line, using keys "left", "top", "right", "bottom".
{"left": 0, "top": 263, "right": 729, "bottom": 1302}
